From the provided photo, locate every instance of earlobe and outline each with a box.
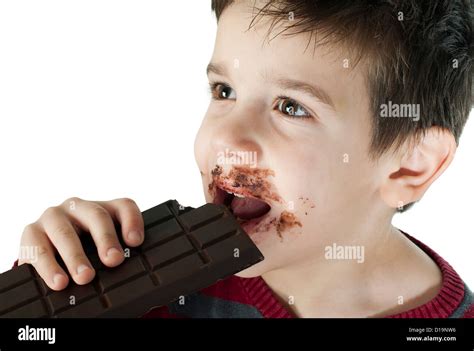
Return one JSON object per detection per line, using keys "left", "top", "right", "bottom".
{"left": 379, "top": 128, "right": 456, "bottom": 209}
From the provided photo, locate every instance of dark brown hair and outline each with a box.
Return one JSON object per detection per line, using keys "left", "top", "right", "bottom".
{"left": 211, "top": 0, "right": 474, "bottom": 158}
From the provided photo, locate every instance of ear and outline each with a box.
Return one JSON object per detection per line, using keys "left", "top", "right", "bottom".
{"left": 379, "top": 127, "right": 457, "bottom": 209}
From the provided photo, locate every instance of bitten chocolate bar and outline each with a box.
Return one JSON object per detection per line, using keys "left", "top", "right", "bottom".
{"left": 0, "top": 200, "right": 264, "bottom": 318}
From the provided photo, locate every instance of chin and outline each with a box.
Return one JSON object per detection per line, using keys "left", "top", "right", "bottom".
{"left": 234, "top": 261, "right": 268, "bottom": 278}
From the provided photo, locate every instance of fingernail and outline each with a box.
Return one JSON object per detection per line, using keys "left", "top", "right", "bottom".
{"left": 76, "top": 264, "right": 91, "bottom": 275}
{"left": 127, "top": 230, "right": 142, "bottom": 242}
{"left": 53, "top": 273, "right": 64, "bottom": 286}
{"left": 106, "top": 247, "right": 121, "bottom": 257}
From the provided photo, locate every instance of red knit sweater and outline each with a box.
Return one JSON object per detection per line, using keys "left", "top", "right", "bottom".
{"left": 141, "top": 233, "right": 474, "bottom": 318}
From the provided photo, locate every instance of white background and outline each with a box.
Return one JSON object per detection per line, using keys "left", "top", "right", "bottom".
{"left": 0, "top": 1, "right": 472, "bottom": 288}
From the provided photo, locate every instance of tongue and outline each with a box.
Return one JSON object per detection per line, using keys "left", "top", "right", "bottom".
{"left": 213, "top": 187, "right": 234, "bottom": 206}
{"left": 230, "top": 197, "right": 271, "bottom": 220}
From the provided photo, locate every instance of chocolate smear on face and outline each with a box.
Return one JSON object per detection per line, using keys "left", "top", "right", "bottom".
{"left": 209, "top": 165, "right": 281, "bottom": 203}
{"left": 209, "top": 165, "right": 304, "bottom": 239}
{"left": 208, "top": 166, "right": 223, "bottom": 198}
{"left": 276, "top": 211, "right": 302, "bottom": 238}
{"left": 211, "top": 165, "right": 223, "bottom": 177}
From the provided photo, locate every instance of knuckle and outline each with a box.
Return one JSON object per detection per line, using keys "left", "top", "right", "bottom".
{"left": 29, "top": 245, "right": 51, "bottom": 265}
{"left": 116, "top": 197, "right": 137, "bottom": 209}
{"left": 64, "top": 196, "right": 81, "bottom": 205}
{"left": 41, "top": 206, "right": 62, "bottom": 220}
{"left": 21, "top": 223, "right": 37, "bottom": 241}
{"left": 51, "top": 225, "right": 76, "bottom": 240}
{"left": 62, "top": 197, "right": 82, "bottom": 210}
{"left": 19, "top": 243, "right": 50, "bottom": 265}
{"left": 89, "top": 205, "right": 111, "bottom": 221}
{"left": 36, "top": 245, "right": 50, "bottom": 258}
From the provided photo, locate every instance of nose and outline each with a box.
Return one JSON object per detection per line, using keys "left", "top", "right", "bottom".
{"left": 210, "top": 111, "right": 263, "bottom": 169}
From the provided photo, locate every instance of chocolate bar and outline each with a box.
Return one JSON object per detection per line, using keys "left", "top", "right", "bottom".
{"left": 0, "top": 200, "right": 264, "bottom": 318}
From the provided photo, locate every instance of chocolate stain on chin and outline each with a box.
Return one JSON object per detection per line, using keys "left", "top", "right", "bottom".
{"left": 252, "top": 211, "right": 303, "bottom": 239}
{"left": 276, "top": 211, "right": 302, "bottom": 238}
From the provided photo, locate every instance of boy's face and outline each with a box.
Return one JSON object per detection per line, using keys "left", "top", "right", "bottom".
{"left": 194, "top": 1, "right": 387, "bottom": 276}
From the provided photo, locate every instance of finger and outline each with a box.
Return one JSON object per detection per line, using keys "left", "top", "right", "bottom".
{"left": 97, "top": 198, "right": 144, "bottom": 247}
{"left": 40, "top": 207, "right": 95, "bottom": 285}
{"left": 19, "top": 223, "right": 69, "bottom": 290}
{"left": 63, "top": 199, "right": 125, "bottom": 268}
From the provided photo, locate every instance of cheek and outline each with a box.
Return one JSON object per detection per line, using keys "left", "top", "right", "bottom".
{"left": 268, "top": 141, "right": 350, "bottom": 238}
{"left": 193, "top": 118, "right": 212, "bottom": 170}
{"left": 270, "top": 144, "right": 326, "bottom": 204}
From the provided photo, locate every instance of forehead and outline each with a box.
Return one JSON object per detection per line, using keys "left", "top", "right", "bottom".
{"left": 213, "top": 3, "right": 320, "bottom": 74}
{"left": 211, "top": 1, "right": 367, "bottom": 110}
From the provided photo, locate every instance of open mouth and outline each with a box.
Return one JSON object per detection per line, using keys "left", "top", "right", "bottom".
{"left": 212, "top": 185, "right": 272, "bottom": 226}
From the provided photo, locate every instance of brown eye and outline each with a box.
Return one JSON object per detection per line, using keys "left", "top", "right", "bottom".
{"left": 276, "top": 98, "right": 311, "bottom": 118}
{"left": 210, "top": 83, "right": 236, "bottom": 100}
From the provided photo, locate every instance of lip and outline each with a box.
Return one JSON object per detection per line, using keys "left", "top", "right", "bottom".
{"left": 213, "top": 181, "right": 267, "bottom": 203}
{"left": 209, "top": 164, "right": 282, "bottom": 202}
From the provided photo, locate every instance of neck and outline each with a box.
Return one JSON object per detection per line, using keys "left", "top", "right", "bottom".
{"left": 261, "top": 223, "right": 441, "bottom": 317}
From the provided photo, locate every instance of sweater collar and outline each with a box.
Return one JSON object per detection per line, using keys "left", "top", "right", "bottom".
{"left": 238, "top": 232, "right": 465, "bottom": 318}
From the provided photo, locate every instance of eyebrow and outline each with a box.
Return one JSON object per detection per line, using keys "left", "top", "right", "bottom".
{"left": 206, "top": 61, "right": 335, "bottom": 108}
{"left": 274, "top": 78, "right": 335, "bottom": 108}
{"left": 206, "top": 62, "right": 227, "bottom": 77}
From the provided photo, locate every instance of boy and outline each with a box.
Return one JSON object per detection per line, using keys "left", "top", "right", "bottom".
{"left": 16, "top": 0, "right": 474, "bottom": 317}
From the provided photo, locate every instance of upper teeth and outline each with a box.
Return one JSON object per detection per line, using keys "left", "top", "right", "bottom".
{"left": 226, "top": 190, "right": 245, "bottom": 198}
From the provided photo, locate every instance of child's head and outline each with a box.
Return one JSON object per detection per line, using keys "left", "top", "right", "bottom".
{"left": 194, "top": 0, "right": 473, "bottom": 276}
